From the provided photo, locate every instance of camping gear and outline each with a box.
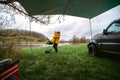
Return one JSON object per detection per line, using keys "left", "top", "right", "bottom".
{"left": 0, "top": 59, "right": 20, "bottom": 80}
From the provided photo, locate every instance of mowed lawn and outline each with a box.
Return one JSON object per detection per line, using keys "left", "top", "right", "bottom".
{"left": 8, "top": 44, "right": 120, "bottom": 80}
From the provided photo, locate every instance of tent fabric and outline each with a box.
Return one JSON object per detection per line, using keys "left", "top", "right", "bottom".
{"left": 0, "top": 0, "right": 120, "bottom": 18}
{"left": 18, "top": 0, "right": 120, "bottom": 18}
{"left": 0, "top": 0, "right": 18, "bottom": 4}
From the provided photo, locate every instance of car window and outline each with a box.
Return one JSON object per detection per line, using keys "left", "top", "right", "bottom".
{"left": 107, "top": 23, "right": 120, "bottom": 33}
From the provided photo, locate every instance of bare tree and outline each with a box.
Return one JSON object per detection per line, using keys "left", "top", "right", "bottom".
{"left": 0, "top": 2, "right": 64, "bottom": 56}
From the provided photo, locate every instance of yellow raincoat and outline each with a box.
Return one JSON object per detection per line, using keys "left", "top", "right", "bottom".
{"left": 51, "top": 32, "right": 61, "bottom": 44}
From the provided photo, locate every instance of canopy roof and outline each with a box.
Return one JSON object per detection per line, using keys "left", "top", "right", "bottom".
{"left": 0, "top": 0, "right": 120, "bottom": 18}
{"left": 19, "top": 0, "right": 120, "bottom": 18}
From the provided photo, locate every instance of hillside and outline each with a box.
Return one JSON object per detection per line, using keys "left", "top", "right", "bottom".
{"left": 0, "top": 29, "right": 49, "bottom": 43}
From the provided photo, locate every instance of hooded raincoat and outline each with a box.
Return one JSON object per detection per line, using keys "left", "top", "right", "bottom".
{"left": 51, "top": 32, "right": 60, "bottom": 44}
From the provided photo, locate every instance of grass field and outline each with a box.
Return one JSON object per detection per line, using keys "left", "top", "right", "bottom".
{"left": 3, "top": 44, "right": 120, "bottom": 80}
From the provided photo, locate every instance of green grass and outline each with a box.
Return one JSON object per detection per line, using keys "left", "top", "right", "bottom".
{"left": 4, "top": 44, "right": 120, "bottom": 80}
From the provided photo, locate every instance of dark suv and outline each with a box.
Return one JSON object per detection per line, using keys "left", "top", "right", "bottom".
{"left": 88, "top": 19, "right": 120, "bottom": 56}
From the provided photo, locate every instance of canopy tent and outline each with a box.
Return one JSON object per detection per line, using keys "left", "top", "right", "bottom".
{"left": 0, "top": 0, "right": 120, "bottom": 51}
{"left": 0, "top": 0, "right": 120, "bottom": 19}
{"left": 18, "top": 0, "right": 120, "bottom": 18}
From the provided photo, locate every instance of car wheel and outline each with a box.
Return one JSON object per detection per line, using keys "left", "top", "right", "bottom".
{"left": 88, "top": 45, "right": 98, "bottom": 56}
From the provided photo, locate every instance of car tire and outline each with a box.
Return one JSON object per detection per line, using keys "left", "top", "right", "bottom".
{"left": 88, "top": 45, "right": 98, "bottom": 56}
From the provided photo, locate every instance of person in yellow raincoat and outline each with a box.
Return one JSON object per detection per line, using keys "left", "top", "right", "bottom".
{"left": 51, "top": 31, "right": 61, "bottom": 53}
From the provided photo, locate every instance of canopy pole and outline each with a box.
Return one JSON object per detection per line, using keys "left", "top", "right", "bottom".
{"left": 29, "top": 17, "right": 33, "bottom": 54}
{"left": 89, "top": 19, "right": 92, "bottom": 38}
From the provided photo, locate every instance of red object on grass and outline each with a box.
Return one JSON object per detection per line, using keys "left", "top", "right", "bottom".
{"left": 0, "top": 59, "right": 19, "bottom": 80}
{"left": 0, "top": 64, "right": 19, "bottom": 80}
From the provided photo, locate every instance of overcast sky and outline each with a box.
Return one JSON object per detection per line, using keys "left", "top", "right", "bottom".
{"left": 29, "top": 5, "right": 120, "bottom": 40}
{"left": 30, "top": 16, "right": 90, "bottom": 40}
{"left": 0, "top": 3, "right": 120, "bottom": 41}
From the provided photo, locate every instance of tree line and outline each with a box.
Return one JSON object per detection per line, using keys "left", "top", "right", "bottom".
{"left": 61, "top": 35, "right": 88, "bottom": 44}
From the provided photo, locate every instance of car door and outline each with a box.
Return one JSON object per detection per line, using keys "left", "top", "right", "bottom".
{"left": 101, "top": 22, "right": 120, "bottom": 53}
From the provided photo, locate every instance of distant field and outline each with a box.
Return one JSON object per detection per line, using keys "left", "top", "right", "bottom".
{"left": 5, "top": 44, "right": 120, "bottom": 80}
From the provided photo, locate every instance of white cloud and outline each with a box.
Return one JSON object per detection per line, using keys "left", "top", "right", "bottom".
{"left": 30, "top": 15, "right": 89, "bottom": 40}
